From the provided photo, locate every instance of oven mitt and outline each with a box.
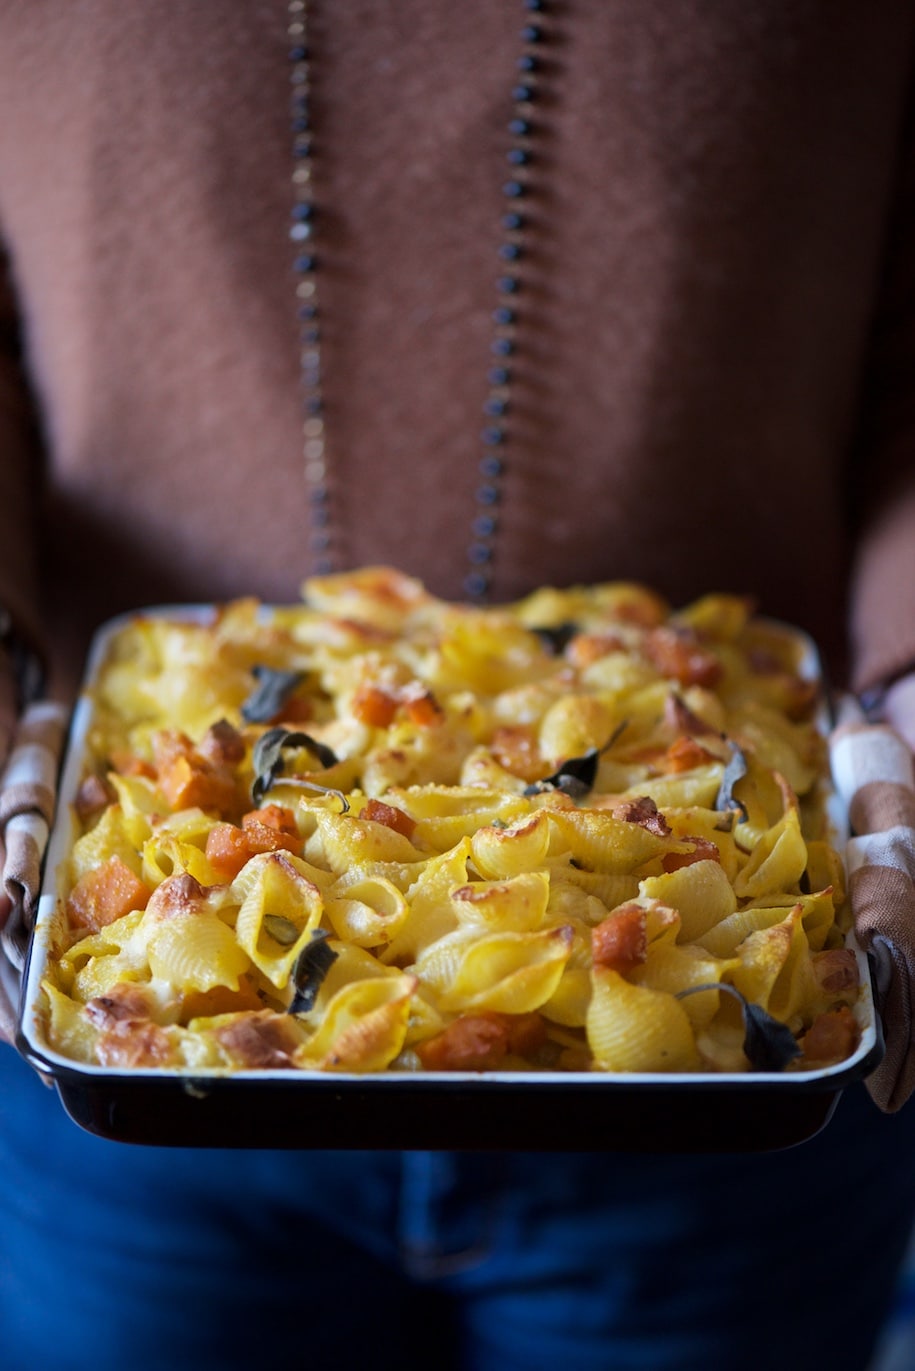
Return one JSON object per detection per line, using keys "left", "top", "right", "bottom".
{"left": 831, "top": 703, "right": 915, "bottom": 1113}
{"left": 0, "top": 701, "right": 69, "bottom": 1043}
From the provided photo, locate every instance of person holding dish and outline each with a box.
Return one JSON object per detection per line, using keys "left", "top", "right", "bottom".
{"left": 1, "top": 3, "right": 915, "bottom": 1369}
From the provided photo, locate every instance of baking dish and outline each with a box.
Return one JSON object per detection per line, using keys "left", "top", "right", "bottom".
{"left": 15, "top": 597, "right": 884, "bottom": 1151}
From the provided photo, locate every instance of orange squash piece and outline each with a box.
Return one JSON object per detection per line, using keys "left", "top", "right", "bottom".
{"left": 67, "top": 856, "right": 152, "bottom": 931}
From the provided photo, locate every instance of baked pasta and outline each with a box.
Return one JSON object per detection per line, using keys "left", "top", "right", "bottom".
{"left": 39, "top": 567, "right": 861, "bottom": 1076}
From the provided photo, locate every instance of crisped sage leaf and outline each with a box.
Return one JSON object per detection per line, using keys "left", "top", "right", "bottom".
{"left": 531, "top": 621, "right": 579, "bottom": 655}
{"left": 524, "top": 747, "right": 600, "bottom": 800}
{"left": 741, "top": 1002, "right": 803, "bottom": 1072}
{"left": 523, "top": 720, "right": 629, "bottom": 800}
{"left": 241, "top": 666, "right": 305, "bottom": 724}
{"left": 251, "top": 727, "right": 340, "bottom": 803}
{"left": 714, "top": 738, "right": 748, "bottom": 820}
{"left": 677, "top": 982, "right": 801, "bottom": 1072}
{"left": 289, "top": 930, "right": 338, "bottom": 1014}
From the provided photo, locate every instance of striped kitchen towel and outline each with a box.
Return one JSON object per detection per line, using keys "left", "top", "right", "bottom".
{"left": 0, "top": 700, "right": 69, "bottom": 1041}
{"left": 831, "top": 706, "right": 915, "bottom": 1113}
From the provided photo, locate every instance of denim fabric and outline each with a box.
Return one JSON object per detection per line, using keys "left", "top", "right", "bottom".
{"left": 2, "top": 1044, "right": 914, "bottom": 1371}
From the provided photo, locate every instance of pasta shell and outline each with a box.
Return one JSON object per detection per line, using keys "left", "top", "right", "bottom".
{"left": 325, "top": 876, "right": 409, "bottom": 948}
{"left": 297, "top": 974, "right": 418, "bottom": 1072}
{"left": 639, "top": 860, "right": 737, "bottom": 942}
{"left": 436, "top": 925, "right": 574, "bottom": 1014}
{"left": 733, "top": 806, "right": 807, "bottom": 900}
{"left": 586, "top": 967, "right": 699, "bottom": 1072}
{"left": 450, "top": 871, "right": 551, "bottom": 933}
{"left": 234, "top": 851, "right": 325, "bottom": 987}
{"left": 471, "top": 810, "right": 552, "bottom": 879}
{"left": 147, "top": 912, "right": 251, "bottom": 993}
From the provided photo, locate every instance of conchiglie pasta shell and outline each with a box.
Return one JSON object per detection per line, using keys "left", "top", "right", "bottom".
{"left": 639, "top": 860, "right": 737, "bottom": 942}
{"left": 631, "top": 945, "right": 737, "bottom": 1029}
{"left": 435, "top": 615, "right": 547, "bottom": 694}
{"left": 107, "top": 773, "right": 159, "bottom": 848}
{"left": 154, "top": 805, "right": 220, "bottom": 846}
{"left": 664, "top": 807, "right": 741, "bottom": 882}
{"left": 411, "top": 927, "right": 480, "bottom": 995}
{"left": 316, "top": 943, "right": 396, "bottom": 994}
{"left": 673, "top": 592, "right": 753, "bottom": 640}
{"left": 803, "top": 842, "right": 846, "bottom": 907}
{"left": 325, "top": 875, "right": 409, "bottom": 948}
{"left": 402, "top": 785, "right": 529, "bottom": 850}
{"left": 728, "top": 906, "right": 813, "bottom": 1021}
{"left": 577, "top": 651, "right": 656, "bottom": 696}
{"left": 458, "top": 746, "right": 530, "bottom": 793}
{"left": 73, "top": 957, "right": 147, "bottom": 1003}
{"left": 380, "top": 840, "right": 472, "bottom": 964}
{"left": 541, "top": 966, "right": 592, "bottom": 1027}
{"left": 643, "top": 900, "right": 682, "bottom": 946}
{"left": 42, "top": 982, "right": 101, "bottom": 1064}
{"left": 733, "top": 806, "right": 807, "bottom": 900}
{"left": 551, "top": 864, "right": 641, "bottom": 913}
{"left": 297, "top": 944, "right": 404, "bottom": 1022}
{"left": 744, "top": 905, "right": 815, "bottom": 1024}
{"left": 471, "top": 810, "right": 552, "bottom": 879}
{"left": 297, "top": 973, "right": 417, "bottom": 1072}
{"left": 141, "top": 833, "right": 215, "bottom": 890}
{"left": 746, "top": 887, "right": 837, "bottom": 952}
{"left": 147, "top": 912, "right": 251, "bottom": 993}
{"left": 586, "top": 967, "right": 699, "bottom": 1072}
{"left": 436, "top": 925, "right": 574, "bottom": 1014}
{"left": 537, "top": 694, "right": 616, "bottom": 765}
{"left": 545, "top": 808, "right": 669, "bottom": 874}
{"left": 402, "top": 987, "right": 447, "bottom": 1047}
{"left": 697, "top": 905, "right": 792, "bottom": 958}
{"left": 306, "top": 809, "right": 425, "bottom": 869}
{"left": 450, "top": 870, "right": 551, "bottom": 933}
{"left": 618, "top": 764, "right": 723, "bottom": 811}
{"left": 234, "top": 851, "right": 325, "bottom": 987}
{"left": 730, "top": 702, "right": 819, "bottom": 796}
{"left": 546, "top": 878, "right": 612, "bottom": 928}
{"left": 61, "top": 909, "right": 147, "bottom": 979}
{"left": 730, "top": 758, "right": 795, "bottom": 851}
{"left": 68, "top": 805, "right": 144, "bottom": 884}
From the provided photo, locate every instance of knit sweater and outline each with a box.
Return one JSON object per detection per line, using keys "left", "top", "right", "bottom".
{"left": 0, "top": 0, "right": 913, "bottom": 696}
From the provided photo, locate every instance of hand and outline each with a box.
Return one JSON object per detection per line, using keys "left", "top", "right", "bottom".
{"left": 884, "top": 674, "right": 915, "bottom": 752}
{"left": 832, "top": 677, "right": 915, "bottom": 1111}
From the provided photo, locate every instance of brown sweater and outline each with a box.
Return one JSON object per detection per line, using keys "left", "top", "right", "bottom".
{"left": 0, "top": 0, "right": 913, "bottom": 696}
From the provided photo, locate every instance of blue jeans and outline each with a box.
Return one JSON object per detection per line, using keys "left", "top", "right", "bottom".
{"left": 1, "top": 1044, "right": 913, "bottom": 1371}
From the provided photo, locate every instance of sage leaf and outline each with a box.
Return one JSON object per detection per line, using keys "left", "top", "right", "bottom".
{"left": 251, "top": 727, "right": 340, "bottom": 803}
{"left": 531, "top": 621, "right": 579, "bottom": 655}
{"left": 676, "top": 982, "right": 801, "bottom": 1072}
{"left": 241, "top": 666, "right": 305, "bottom": 724}
{"left": 714, "top": 739, "right": 748, "bottom": 820}
{"left": 523, "top": 721, "right": 628, "bottom": 800}
{"left": 289, "top": 930, "right": 338, "bottom": 1014}
{"left": 524, "top": 747, "right": 600, "bottom": 799}
{"left": 741, "top": 1001, "right": 803, "bottom": 1072}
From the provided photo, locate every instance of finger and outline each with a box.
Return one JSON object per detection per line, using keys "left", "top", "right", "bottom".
{"left": 885, "top": 674, "right": 915, "bottom": 753}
